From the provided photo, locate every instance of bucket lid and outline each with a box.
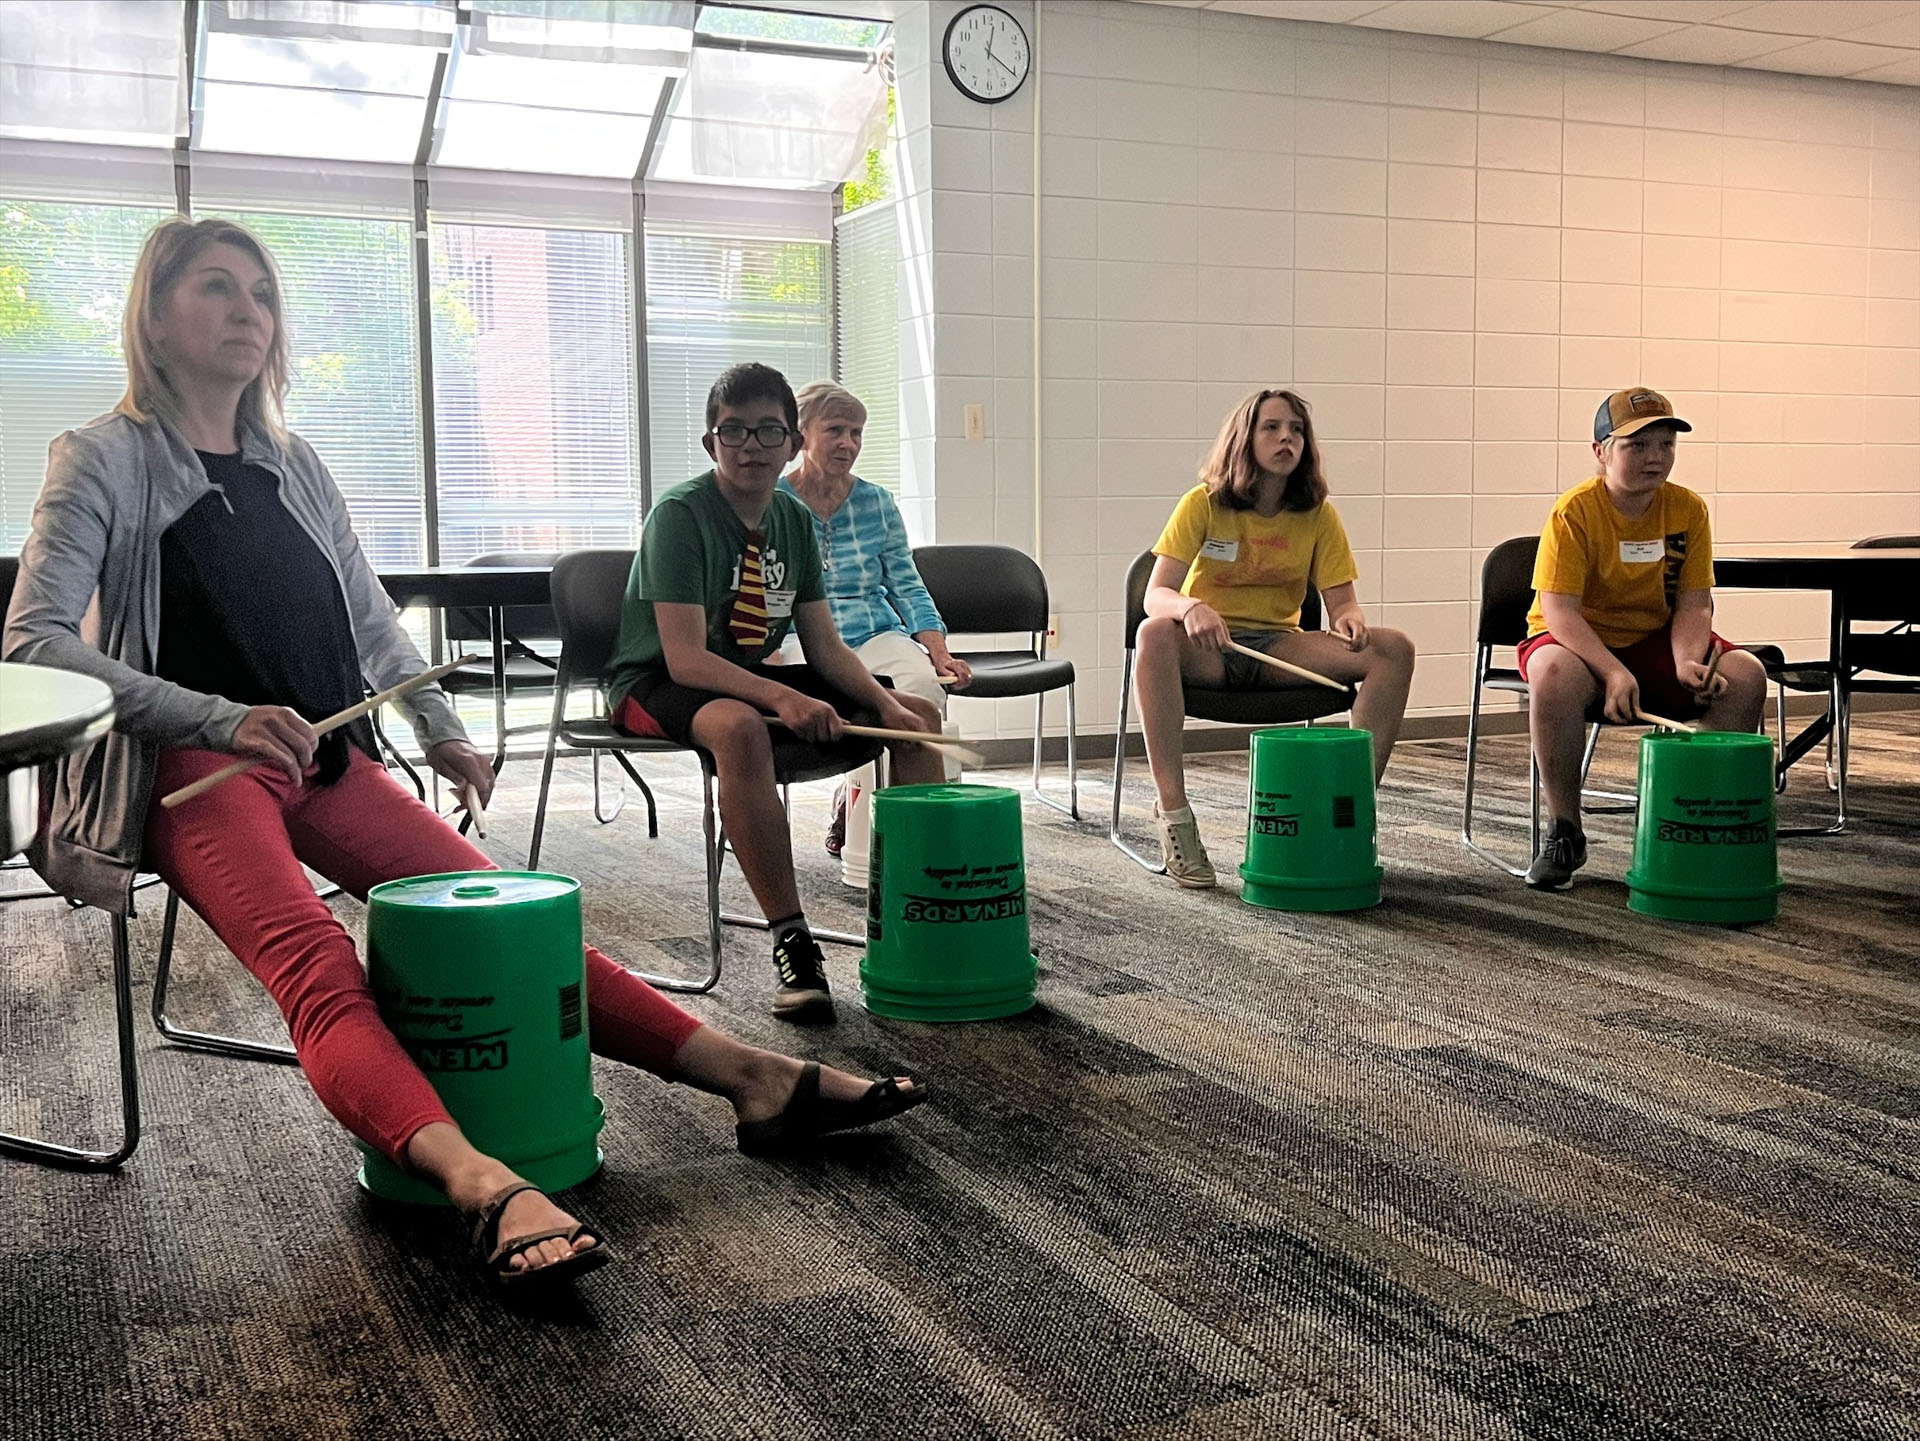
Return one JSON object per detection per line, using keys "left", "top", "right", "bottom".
{"left": 872, "top": 782, "right": 1019, "bottom": 811}
{"left": 1638, "top": 731, "right": 1773, "bottom": 751}
{"left": 368, "top": 870, "right": 580, "bottom": 910}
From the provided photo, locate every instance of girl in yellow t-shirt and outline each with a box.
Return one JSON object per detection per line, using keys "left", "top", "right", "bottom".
{"left": 1136, "top": 388, "right": 1416, "bottom": 888}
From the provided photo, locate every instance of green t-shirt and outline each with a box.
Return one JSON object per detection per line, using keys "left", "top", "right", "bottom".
{"left": 607, "top": 471, "right": 826, "bottom": 708}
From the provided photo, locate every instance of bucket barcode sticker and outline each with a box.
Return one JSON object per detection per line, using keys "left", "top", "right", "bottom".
{"left": 558, "top": 981, "right": 582, "bottom": 1042}
{"left": 1332, "top": 796, "right": 1356, "bottom": 829}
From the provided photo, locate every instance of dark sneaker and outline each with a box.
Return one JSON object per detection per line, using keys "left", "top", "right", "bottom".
{"left": 772, "top": 928, "right": 834, "bottom": 1020}
{"left": 1524, "top": 822, "right": 1588, "bottom": 891}
{"left": 825, "top": 785, "right": 847, "bottom": 858}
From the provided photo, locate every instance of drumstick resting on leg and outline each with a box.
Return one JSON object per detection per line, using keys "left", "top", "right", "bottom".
{"left": 1221, "top": 640, "right": 1347, "bottom": 692}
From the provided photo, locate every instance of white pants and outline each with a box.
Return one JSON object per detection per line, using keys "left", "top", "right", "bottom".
{"left": 779, "top": 630, "right": 962, "bottom": 884}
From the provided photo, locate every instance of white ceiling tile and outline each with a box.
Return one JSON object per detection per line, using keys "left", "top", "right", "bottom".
{"left": 1740, "top": 37, "right": 1913, "bottom": 76}
{"left": 1714, "top": 2, "right": 1914, "bottom": 39}
{"left": 1485, "top": 7, "right": 1690, "bottom": 48}
{"left": 1829, "top": 11, "right": 1920, "bottom": 46}
{"left": 1350, "top": 1, "right": 1546, "bottom": 39}
{"left": 1574, "top": 1, "right": 1759, "bottom": 20}
{"left": 1202, "top": 1, "right": 1395, "bottom": 20}
{"left": 1851, "top": 51, "right": 1920, "bottom": 81}
{"left": 1615, "top": 23, "right": 1807, "bottom": 63}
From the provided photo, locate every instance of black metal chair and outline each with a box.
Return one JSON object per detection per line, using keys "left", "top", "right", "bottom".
{"left": 1109, "top": 549, "right": 1356, "bottom": 872}
{"left": 1758, "top": 534, "right": 1919, "bottom": 834}
{"left": 528, "top": 549, "right": 885, "bottom": 994}
{"left": 912, "top": 543, "right": 1078, "bottom": 819}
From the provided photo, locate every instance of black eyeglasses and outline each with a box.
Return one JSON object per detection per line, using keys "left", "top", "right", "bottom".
{"left": 711, "top": 420, "right": 794, "bottom": 448}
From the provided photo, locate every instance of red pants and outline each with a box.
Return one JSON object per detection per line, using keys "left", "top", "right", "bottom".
{"left": 143, "top": 747, "right": 705, "bottom": 1164}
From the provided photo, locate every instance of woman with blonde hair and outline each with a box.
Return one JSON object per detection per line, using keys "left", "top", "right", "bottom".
{"left": 1133, "top": 388, "right": 1416, "bottom": 887}
{"left": 777, "top": 379, "right": 970, "bottom": 871}
{"left": 4, "top": 217, "right": 925, "bottom": 1294}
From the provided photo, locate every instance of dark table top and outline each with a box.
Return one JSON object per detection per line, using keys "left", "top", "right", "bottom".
{"left": 1717, "top": 549, "right": 1920, "bottom": 588}
{"left": 0, "top": 662, "right": 115, "bottom": 768}
{"left": 377, "top": 566, "right": 554, "bottom": 609}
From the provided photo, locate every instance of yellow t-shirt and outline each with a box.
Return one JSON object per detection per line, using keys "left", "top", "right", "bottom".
{"left": 1526, "top": 477, "right": 1715, "bottom": 646}
{"left": 1152, "top": 485, "right": 1360, "bottom": 632}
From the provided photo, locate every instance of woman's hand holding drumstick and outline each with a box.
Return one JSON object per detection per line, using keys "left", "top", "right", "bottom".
{"left": 161, "top": 655, "right": 483, "bottom": 809}
{"left": 1221, "top": 640, "right": 1348, "bottom": 693}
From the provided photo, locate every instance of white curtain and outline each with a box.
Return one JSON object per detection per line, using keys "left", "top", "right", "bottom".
{"left": 0, "top": 0, "right": 187, "bottom": 147}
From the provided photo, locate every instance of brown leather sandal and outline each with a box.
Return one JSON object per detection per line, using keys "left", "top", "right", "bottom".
{"left": 736, "top": 1062, "right": 929, "bottom": 1157}
{"left": 468, "top": 1181, "right": 613, "bottom": 1291}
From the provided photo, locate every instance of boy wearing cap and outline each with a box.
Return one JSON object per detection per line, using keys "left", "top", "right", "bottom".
{"left": 1516, "top": 388, "right": 1767, "bottom": 890}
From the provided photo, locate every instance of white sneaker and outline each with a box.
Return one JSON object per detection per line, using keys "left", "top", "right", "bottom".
{"left": 1154, "top": 805, "right": 1217, "bottom": 888}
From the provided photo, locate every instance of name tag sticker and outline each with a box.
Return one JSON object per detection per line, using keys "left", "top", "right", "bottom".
{"left": 765, "top": 589, "right": 797, "bottom": 619}
{"left": 1200, "top": 537, "right": 1239, "bottom": 562}
{"left": 1619, "top": 540, "right": 1664, "bottom": 564}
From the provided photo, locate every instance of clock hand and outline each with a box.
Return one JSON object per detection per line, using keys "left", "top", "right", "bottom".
{"left": 989, "top": 47, "right": 1017, "bottom": 78}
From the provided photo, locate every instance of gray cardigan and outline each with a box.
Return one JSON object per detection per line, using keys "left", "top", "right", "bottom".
{"left": 3, "top": 409, "right": 466, "bottom": 914}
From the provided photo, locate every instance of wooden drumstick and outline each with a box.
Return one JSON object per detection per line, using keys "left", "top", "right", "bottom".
{"left": 462, "top": 782, "right": 487, "bottom": 839}
{"left": 1222, "top": 640, "right": 1348, "bottom": 692}
{"left": 1702, "top": 646, "right": 1725, "bottom": 691}
{"left": 1635, "top": 709, "right": 1701, "bottom": 734}
{"left": 761, "top": 717, "right": 985, "bottom": 767}
{"left": 160, "top": 655, "right": 483, "bottom": 809}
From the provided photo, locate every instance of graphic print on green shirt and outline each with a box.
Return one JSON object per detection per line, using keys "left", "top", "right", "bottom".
{"left": 606, "top": 472, "right": 825, "bottom": 709}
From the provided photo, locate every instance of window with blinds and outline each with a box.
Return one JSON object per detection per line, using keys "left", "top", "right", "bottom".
{"left": 210, "top": 210, "right": 427, "bottom": 567}
{"left": 644, "top": 225, "right": 830, "bottom": 490}
{"left": 832, "top": 200, "right": 899, "bottom": 494}
{"left": 0, "top": 200, "right": 170, "bottom": 551}
{"left": 429, "top": 221, "right": 640, "bottom": 562}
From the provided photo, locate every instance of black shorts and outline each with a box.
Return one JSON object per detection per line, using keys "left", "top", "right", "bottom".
{"left": 614, "top": 663, "right": 890, "bottom": 747}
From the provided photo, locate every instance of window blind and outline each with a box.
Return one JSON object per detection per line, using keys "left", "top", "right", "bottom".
{"left": 210, "top": 209, "right": 427, "bottom": 567}
{"left": 0, "top": 199, "right": 170, "bottom": 551}
{"left": 832, "top": 200, "right": 899, "bottom": 494}
{"left": 429, "top": 220, "right": 640, "bottom": 560}
{"left": 644, "top": 224, "right": 830, "bottom": 489}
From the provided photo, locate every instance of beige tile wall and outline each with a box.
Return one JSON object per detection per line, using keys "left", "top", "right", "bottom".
{"left": 891, "top": 1, "right": 1920, "bottom": 741}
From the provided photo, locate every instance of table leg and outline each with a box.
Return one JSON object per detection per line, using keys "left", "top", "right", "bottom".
{"left": 490, "top": 603, "right": 509, "bottom": 774}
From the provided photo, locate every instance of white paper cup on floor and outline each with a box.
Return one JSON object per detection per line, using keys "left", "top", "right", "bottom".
{"left": 839, "top": 761, "right": 877, "bottom": 889}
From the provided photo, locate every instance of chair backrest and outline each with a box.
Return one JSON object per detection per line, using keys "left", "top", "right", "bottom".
{"left": 548, "top": 549, "right": 637, "bottom": 687}
{"left": 445, "top": 550, "right": 561, "bottom": 644}
{"left": 1476, "top": 536, "right": 1541, "bottom": 648}
{"left": 912, "top": 544, "right": 1048, "bottom": 636}
{"left": 1852, "top": 534, "right": 1920, "bottom": 549}
{"left": 1848, "top": 536, "right": 1920, "bottom": 625}
{"left": 1, "top": 555, "right": 18, "bottom": 616}
{"left": 1121, "top": 549, "right": 1324, "bottom": 651}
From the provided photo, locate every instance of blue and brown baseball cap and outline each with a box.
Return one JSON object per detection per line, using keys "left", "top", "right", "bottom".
{"left": 1594, "top": 387, "right": 1691, "bottom": 442}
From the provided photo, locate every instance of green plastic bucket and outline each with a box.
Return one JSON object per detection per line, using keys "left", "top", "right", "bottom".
{"left": 358, "top": 871, "right": 605, "bottom": 1205}
{"left": 1238, "top": 727, "right": 1382, "bottom": 912}
{"left": 1626, "top": 732, "right": 1782, "bottom": 925}
{"left": 859, "top": 784, "right": 1038, "bottom": 1022}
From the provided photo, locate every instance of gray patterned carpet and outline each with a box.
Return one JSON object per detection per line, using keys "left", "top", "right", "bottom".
{"left": 4, "top": 715, "right": 1917, "bottom": 1440}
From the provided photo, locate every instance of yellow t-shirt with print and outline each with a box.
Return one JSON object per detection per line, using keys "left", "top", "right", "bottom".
{"left": 1525, "top": 477, "right": 1715, "bottom": 647}
{"left": 1152, "top": 485, "right": 1360, "bottom": 632}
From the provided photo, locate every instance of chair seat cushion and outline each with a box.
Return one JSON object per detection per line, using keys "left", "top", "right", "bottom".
{"left": 441, "top": 655, "right": 562, "bottom": 693}
{"left": 950, "top": 651, "right": 1075, "bottom": 699}
{"left": 1483, "top": 666, "right": 1528, "bottom": 696}
{"left": 557, "top": 720, "right": 884, "bottom": 783}
{"left": 1182, "top": 685, "right": 1353, "bottom": 726}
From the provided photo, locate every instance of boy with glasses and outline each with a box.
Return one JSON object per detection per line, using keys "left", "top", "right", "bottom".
{"left": 607, "top": 363, "right": 945, "bottom": 1019}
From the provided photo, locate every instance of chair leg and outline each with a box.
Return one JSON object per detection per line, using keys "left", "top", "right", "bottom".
{"left": 592, "top": 751, "right": 626, "bottom": 825}
{"left": 608, "top": 752, "right": 658, "bottom": 838}
{"left": 1109, "top": 652, "right": 1167, "bottom": 873}
{"left": 626, "top": 761, "right": 724, "bottom": 994}
{"left": 1780, "top": 673, "right": 1850, "bottom": 838}
{"left": 1459, "top": 647, "right": 1531, "bottom": 878}
{"left": 151, "top": 891, "right": 298, "bottom": 1065}
{"left": 1578, "top": 723, "right": 1635, "bottom": 812}
{"left": 526, "top": 681, "right": 568, "bottom": 869}
{"left": 1, "top": 906, "right": 143, "bottom": 1170}
{"left": 1030, "top": 687, "right": 1081, "bottom": 820}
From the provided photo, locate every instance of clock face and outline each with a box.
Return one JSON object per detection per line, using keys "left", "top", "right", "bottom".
{"left": 943, "top": 4, "right": 1030, "bottom": 105}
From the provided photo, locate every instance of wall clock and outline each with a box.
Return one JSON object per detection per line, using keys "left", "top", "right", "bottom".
{"left": 942, "top": 4, "right": 1030, "bottom": 105}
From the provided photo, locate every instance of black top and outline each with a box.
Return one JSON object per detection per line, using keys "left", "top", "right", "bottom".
{"left": 155, "top": 450, "right": 370, "bottom": 783}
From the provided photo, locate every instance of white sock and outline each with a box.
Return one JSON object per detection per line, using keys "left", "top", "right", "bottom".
{"left": 1158, "top": 803, "right": 1194, "bottom": 822}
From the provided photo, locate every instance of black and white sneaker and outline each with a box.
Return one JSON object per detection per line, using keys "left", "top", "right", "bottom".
{"left": 772, "top": 927, "right": 835, "bottom": 1020}
{"left": 1524, "top": 822, "right": 1588, "bottom": 891}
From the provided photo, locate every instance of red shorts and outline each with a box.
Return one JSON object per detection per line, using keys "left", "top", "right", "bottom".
{"left": 1518, "top": 624, "right": 1734, "bottom": 720}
